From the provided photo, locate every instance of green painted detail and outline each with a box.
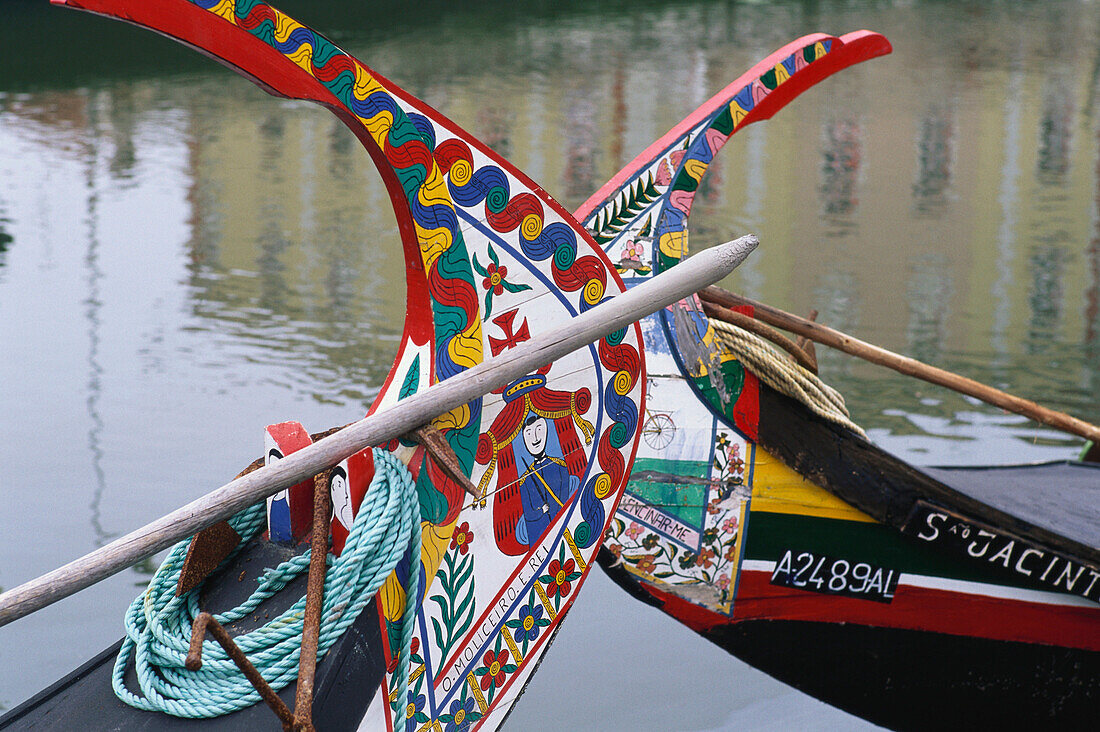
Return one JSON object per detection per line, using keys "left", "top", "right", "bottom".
{"left": 552, "top": 241, "right": 576, "bottom": 270}
{"left": 671, "top": 167, "right": 698, "bottom": 193}
{"left": 712, "top": 106, "right": 735, "bottom": 136}
{"left": 803, "top": 44, "right": 818, "bottom": 63}
{"left": 690, "top": 359, "right": 745, "bottom": 423}
{"left": 417, "top": 454, "right": 449, "bottom": 525}
{"left": 310, "top": 33, "right": 344, "bottom": 68}
{"left": 760, "top": 67, "right": 778, "bottom": 90}
{"left": 399, "top": 355, "right": 421, "bottom": 400}
{"left": 592, "top": 174, "right": 662, "bottom": 244}
{"left": 627, "top": 456, "right": 710, "bottom": 527}
{"left": 744, "top": 510, "right": 1049, "bottom": 592}
{"left": 657, "top": 249, "right": 679, "bottom": 273}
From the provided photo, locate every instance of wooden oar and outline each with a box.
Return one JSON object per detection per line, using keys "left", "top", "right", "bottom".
{"left": 700, "top": 285, "right": 1100, "bottom": 444}
{"left": 0, "top": 236, "right": 757, "bottom": 628}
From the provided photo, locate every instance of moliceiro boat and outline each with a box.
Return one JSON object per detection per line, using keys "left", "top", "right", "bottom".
{"left": 574, "top": 22, "right": 1099, "bottom": 731}
{"left": 0, "top": 1, "right": 760, "bottom": 729}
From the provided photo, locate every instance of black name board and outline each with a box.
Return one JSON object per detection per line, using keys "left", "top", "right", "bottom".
{"left": 902, "top": 501, "right": 1100, "bottom": 604}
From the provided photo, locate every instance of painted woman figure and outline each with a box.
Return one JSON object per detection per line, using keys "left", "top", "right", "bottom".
{"left": 476, "top": 372, "right": 594, "bottom": 555}
{"left": 515, "top": 411, "right": 580, "bottom": 545}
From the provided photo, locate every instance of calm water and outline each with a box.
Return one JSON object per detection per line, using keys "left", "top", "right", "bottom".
{"left": 2, "top": 0, "right": 1098, "bottom": 728}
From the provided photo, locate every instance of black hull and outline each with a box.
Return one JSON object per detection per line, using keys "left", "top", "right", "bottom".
{"left": 711, "top": 619, "right": 1099, "bottom": 731}
{"left": 599, "top": 554, "right": 1100, "bottom": 730}
{"left": 0, "top": 540, "right": 386, "bottom": 730}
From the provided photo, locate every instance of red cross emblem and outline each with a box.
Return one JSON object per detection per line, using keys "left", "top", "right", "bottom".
{"left": 487, "top": 309, "right": 531, "bottom": 357}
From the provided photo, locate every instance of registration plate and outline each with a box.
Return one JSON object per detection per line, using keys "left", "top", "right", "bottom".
{"left": 770, "top": 549, "right": 898, "bottom": 603}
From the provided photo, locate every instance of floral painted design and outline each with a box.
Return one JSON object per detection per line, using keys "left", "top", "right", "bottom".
{"left": 475, "top": 648, "right": 516, "bottom": 693}
{"left": 542, "top": 557, "right": 581, "bottom": 600}
{"left": 635, "top": 554, "right": 657, "bottom": 574}
{"left": 694, "top": 547, "right": 716, "bottom": 569}
{"left": 609, "top": 430, "right": 749, "bottom": 611}
{"left": 438, "top": 694, "right": 483, "bottom": 732}
{"left": 404, "top": 691, "right": 428, "bottom": 732}
{"left": 714, "top": 431, "right": 746, "bottom": 484}
{"left": 472, "top": 243, "right": 531, "bottom": 319}
{"left": 450, "top": 521, "right": 474, "bottom": 555}
{"left": 429, "top": 545, "right": 476, "bottom": 662}
{"left": 506, "top": 603, "right": 549, "bottom": 645}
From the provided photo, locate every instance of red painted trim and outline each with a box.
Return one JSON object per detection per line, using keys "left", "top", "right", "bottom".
{"left": 733, "top": 570, "right": 1100, "bottom": 652}
{"left": 638, "top": 580, "right": 731, "bottom": 633}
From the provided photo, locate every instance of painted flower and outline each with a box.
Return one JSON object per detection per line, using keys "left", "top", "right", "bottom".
{"left": 605, "top": 543, "right": 623, "bottom": 562}
{"left": 678, "top": 551, "right": 697, "bottom": 570}
{"left": 725, "top": 442, "right": 744, "bottom": 475}
{"left": 707, "top": 497, "right": 722, "bottom": 515}
{"left": 440, "top": 695, "right": 482, "bottom": 732}
{"left": 641, "top": 533, "right": 659, "bottom": 550}
{"left": 409, "top": 635, "right": 422, "bottom": 665}
{"left": 507, "top": 603, "right": 549, "bottom": 644}
{"left": 703, "top": 527, "right": 719, "bottom": 545}
{"left": 450, "top": 521, "right": 474, "bottom": 555}
{"left": 724, "top": 542, "right": 738, "bottom": 562}
{"left": 482, "top": 262, "right": 508, "bottom": 295}
{"left": 717, "top": 573, "right": 731, "bottom": 591}
{"left": 543, "top": 557, "right": 579, "bottom": 598}
{"left": 477, "top": 648, "right": 511, "bottom": 691}
{"left": 636, "top": 554, "right": 658, "bottom": 574}
{"left": 472, "top": 244, "right": 531, "bottom": 319}
{"left": 623, "top": 240, "right": 645, "bottom": 260}
{"left": 695, "top": 547, "right": 716, "bottom": 569}
{"left": 404, "top": 691, "right": 428, "bottom": 732}
{"left": 722, "top": 517, "right": 738, "bottom": 534}
{"left": 626, "top": 522, "right": 644, "bottom": 541}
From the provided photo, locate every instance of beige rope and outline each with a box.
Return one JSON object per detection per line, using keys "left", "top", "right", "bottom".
{"left": 709, "top": 318, "right": 867, "bottom": 438}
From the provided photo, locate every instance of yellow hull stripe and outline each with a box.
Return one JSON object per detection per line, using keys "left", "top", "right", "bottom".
{"left": 750, "top": 448, "right": 875, "bottom": 523}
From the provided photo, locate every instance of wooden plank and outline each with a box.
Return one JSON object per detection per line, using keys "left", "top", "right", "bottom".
{"left": 0, "top": 235, "right": 757, "bottom": 628}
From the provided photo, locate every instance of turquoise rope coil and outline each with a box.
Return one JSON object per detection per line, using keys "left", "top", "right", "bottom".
{"left": 112, "top": 448, "right": 422, "bottom": 719}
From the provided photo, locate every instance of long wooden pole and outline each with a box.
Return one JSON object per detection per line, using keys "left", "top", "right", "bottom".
{"left": 700, "top": 285, "right": 1100, "bottom": 444}
{"left": 0, "top": 236, "right": 757, "bottom": 628}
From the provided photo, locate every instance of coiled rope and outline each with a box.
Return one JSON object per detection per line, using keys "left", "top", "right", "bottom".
{"left": 112, "top": 448, "right": 422, "bottom": 719}
{"left": 710, "top": 317, "right": 867, "bottom": 438}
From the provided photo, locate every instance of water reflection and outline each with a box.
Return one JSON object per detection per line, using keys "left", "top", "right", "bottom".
{"left": 820, "top": 117, "right": 862, "bottom": 220}
{"left": 912, "top": 104, "right": 954, "bottom": 216}
{"left": 82, "top": 98, "right": 112, "bottom": 547}
{"left": 906, "top": 251, "right": 952, "bottom": 365}
{"left": 0, "top": 208, "right": 11, "bottom": 277}
{"left": 1037, "top": 75, "right": 1074, "bottom": 186}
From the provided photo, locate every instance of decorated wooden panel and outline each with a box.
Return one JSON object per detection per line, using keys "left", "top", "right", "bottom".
{"left": 577, "top": 32, "right": 892, "bottom": 619}
{"left": 58, "top": 1, "right": 644, "bottom": 729}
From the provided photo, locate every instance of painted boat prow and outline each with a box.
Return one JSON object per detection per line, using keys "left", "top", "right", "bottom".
{"left": 576, "top": 30, "right": 892, "bottom": 224}
{"left": 10, "top": 1, "right": 651, "bottom": 729}
{"left": 575, "top": 25, "right": 1099, "bottom": 729}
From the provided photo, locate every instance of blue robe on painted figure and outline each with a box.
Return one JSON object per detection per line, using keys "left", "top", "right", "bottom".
{"left": 513, "top": 411, "right": 579, "bottom": 547}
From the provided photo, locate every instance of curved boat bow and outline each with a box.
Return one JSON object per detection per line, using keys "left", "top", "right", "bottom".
{"left": 22, "top": 1, "right": 652, "bottom": 728}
